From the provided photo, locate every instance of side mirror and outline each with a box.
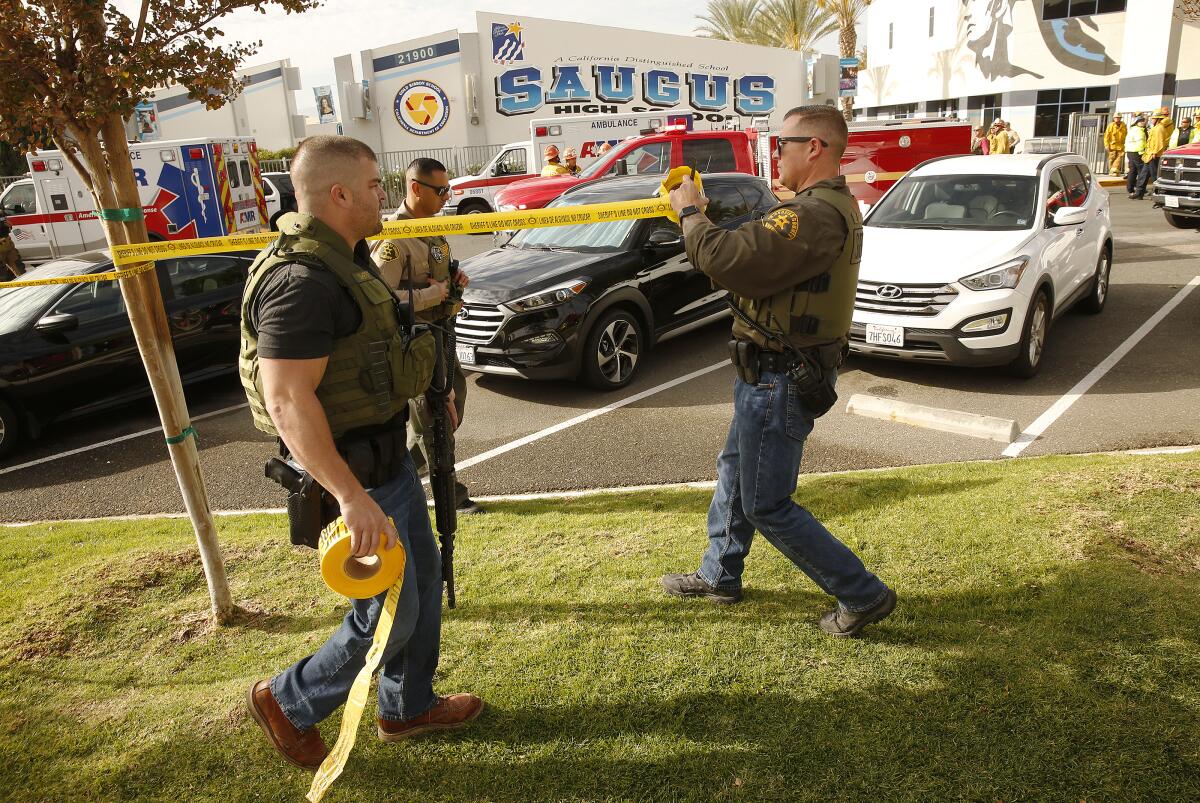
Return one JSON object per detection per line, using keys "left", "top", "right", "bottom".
{"left": 10, "top": 204, "right": 25, "bottom": 215}
{"left": 35, "top": 312, "right": 78, "bottom": 334}
{"left": 614, "top": 161, "right": 629, "bottom": 177}
{"left": 646, "top": 229, "right": 683, "bottom": 249}
{"left": 1051, "top": 206, "right": 1088, "bottom": 227}
{"left": 491, "top": 164, "right": 504, "bottom": 177}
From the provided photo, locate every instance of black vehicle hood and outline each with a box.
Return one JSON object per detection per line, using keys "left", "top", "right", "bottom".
{"left": 459, "top": 246, "right": 620, "bottom": 305}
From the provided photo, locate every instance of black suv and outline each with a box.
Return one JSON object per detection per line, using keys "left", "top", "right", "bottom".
{"left": 454, "top": 173, "right": 776, "bottom": 389}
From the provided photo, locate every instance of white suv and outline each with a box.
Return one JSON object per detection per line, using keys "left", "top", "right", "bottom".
{"left": 850, "top": 154, "right": 1113, "bottom": 377}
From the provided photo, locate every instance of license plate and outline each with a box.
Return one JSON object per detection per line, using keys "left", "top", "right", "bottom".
{"left": 455, "top": 344, "right": 476, "bottom": 365}
{"left": 1164, "top": 195, "right": 1181, "bottom": 208}
{"left": 865, "top": 324, "right": 904, "bottom": 347}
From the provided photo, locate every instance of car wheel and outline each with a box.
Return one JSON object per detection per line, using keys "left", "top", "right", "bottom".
{"left": 0, "top": 397, "right": 20, "bottom": 460}
{"left": 581, "top": 308, "right": 643, "bottom": 390}
{"left": 1079, "top": 249, "right": 1111, "bottom": 314}
{"left": 269, "top": 211, "right": 283, "bottom": 231}
{"left": 1163, "top": 211, "right": 1200, "bottom": 229}
{"left": 458, "top": 201, "right": 491, "bottom": 234}
{"left": 1008, "top": 288, "right": 1050, "bottom": 379}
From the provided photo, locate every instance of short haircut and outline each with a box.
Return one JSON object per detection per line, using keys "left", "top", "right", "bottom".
{"left": 784, "top": 105, "right": 849, "bottom": 158}
{"left": 408, "top": 158, "right": 448, "bottom": 179}
{"left": 291, "top": 136, "right": 376, "bottom": 199}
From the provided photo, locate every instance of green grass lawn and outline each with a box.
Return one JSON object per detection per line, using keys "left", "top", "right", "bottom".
{"left": 1, "top": 453, "right": 1198, "bottom": 802}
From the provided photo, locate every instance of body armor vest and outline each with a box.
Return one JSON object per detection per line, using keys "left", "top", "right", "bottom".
{"left": 735, "top": 186, "right": 863, "bottom": 351}
{"left": 239, "top": 213, "right": 436, "bottom": 439}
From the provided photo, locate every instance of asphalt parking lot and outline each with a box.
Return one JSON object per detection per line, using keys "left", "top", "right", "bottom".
{"left": 1, "top": 193, "right": 1197, "bottom": 523}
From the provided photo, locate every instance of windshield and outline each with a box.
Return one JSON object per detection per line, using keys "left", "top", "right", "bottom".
{"left": 580, "top": 155, "right": 615, "bottom": 179}
{"left": 509, "top": 195, "right": 639, "bottom": 252}
{"left": 0, "top": 258, "right": 106, "bottom": 335}
{"left": 867, "top": 175, "right": 1038, "bottom": 231}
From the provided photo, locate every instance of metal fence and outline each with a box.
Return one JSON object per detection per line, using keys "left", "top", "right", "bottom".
{"left": 0, "top": 175, "right": 27, "bottom": 194}
{"left": 258, "top": 158, "right": 291, "bottom": 174}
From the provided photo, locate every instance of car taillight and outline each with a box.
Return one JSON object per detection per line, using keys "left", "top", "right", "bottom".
{"left": 31, "top": 160, "right": 46, "bottom": 172}
{"left": 453, "top": 189, "right": 464, "bottom": 196}
{"left": 189, "top": 148, "right": 205, "bottom": 159}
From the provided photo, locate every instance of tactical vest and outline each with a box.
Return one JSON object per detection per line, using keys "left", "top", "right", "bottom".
{"left": 239, "top": 212, "right": 436, "bottom": 440}
{"left": 735, "top": 186, "right": 863, "bottom": 351}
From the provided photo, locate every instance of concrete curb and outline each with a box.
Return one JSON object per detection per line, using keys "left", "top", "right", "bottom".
{"left": 846, "top": 394, "right": 1020, "bottom": 443}
{"left": 2, "top": 445, "right": 1196, "bottom": 529}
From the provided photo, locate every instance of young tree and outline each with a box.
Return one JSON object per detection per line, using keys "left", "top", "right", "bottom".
{"left": 0, "top": 0, "right": 316, "bottom": 624}
{"left": 817, "top": 0, "right": 872, "bottom": 121}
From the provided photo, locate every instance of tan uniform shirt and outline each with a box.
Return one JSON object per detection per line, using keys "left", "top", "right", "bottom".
{"left": 371, "top": 202, "right": 455, "bottom": 322}
{"left": 684, "top": 176, "right": 853, "bottom": 350}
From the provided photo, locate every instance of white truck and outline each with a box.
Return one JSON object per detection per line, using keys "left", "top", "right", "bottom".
{"left": 0, "top": 137, "right": 268, "bottom": 267}
{"left": 445, "top": 110, "right": 713, "bottom": 215}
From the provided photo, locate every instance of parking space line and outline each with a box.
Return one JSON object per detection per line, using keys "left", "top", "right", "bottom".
{"left": 0, "top": 403, "right": 249, "bottom": 477}
{"left": 455, "top": 360, "right": 730, "bottom": 473}
{"left": 1003, "top": 275, "right": 1200, "bottom": 459}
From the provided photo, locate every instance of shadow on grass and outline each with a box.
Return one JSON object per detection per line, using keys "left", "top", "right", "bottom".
{"left": 68, "top": 560, "right": 1200, "bottom": 802}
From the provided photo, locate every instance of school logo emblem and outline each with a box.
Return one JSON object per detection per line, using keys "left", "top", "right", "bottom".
{"left": 395, "top": 80, "right": 450, "bottom": 136}
{"left": 492, "top": 21, "right": 525, "bottom": 64}
{"left": 763, "top": 208, "right": 800, "bottom": 240}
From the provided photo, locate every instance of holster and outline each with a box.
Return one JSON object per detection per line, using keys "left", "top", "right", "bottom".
{"left": 264, "top": 457, "right": 332, "bottom": 550}
{"left": 727, "top": 339, "right": 760, "bottom": 385}
{"left": 787, "top": 351, "right": 839, "bottom": 419}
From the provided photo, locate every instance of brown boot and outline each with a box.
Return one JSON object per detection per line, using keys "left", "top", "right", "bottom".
{"left": 377, "top": 693, "right": 484, "bottom": 742}
{"left": 246, "top": 680, "right": 329, "bottom": 771}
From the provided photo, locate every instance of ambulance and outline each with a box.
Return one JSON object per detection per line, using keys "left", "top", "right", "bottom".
{"left": 445, "top": 110, "right": 722, "bottom": 216}
{"left": 0, "top": 137, "right": 269, "bottom": 267}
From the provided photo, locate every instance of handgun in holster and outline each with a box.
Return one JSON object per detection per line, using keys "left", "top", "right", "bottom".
{"left": 264, "top": 457, "right": 331, "bottom": 549}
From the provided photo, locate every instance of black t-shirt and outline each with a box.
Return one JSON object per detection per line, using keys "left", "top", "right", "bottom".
{"left": 247, "top": 242, "right": 371, "bottom": 360}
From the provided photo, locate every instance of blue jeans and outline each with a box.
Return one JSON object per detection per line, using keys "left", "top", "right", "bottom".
{"left": 698, "top": 370, "right": 889, "bottom": 612}
{"left": 271, "top": 455, "right": 443, "bottom": 730}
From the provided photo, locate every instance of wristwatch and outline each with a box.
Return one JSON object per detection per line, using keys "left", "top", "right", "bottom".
{"left": 678, "top": 204, "right": 702, "bottom": 221}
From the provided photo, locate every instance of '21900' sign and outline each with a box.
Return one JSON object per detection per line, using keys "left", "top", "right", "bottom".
{"left": 394, "top": 80, "right": 450, "bottom": 136}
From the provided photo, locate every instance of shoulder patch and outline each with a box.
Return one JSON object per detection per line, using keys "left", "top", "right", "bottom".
{"left": 762, "top": 208, "right": 800, "bottom": 240}
{"left": 377, "top": 242, "right": 399, "bottom": 262}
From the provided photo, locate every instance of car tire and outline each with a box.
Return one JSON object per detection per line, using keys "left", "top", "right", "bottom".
{"left": 581, "top": 308, "right": 643, "bottom": 390}
{"left": 1079, "top": 248, "right": 1111, "bottom": 314}
{"left": 269, "top": 211, "right": 283, "bottom": 231}
{"left": 457, "top": 200, "right": 491, "bottom": 234}
{"left": 0, "top": 397, "right": 20, "bottom": 461}
{"left": 1163, "top": 211, "right": 1200, "bottom": 229}
{"left": 1008, "top": 287, "right": 1050, "bottom": 379}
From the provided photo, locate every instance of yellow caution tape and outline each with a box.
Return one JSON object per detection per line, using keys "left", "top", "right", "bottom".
{"left": 318, "top": 516, "right": 406, "bottom": 598}
{"left": 3, "top": 170, "right": 706, "bottom": 284}
{"left": 308, "top": 517, "right": 406, "bottom": 803}
{"left": 0, "top": 261, "right": 157, "bottom": 288}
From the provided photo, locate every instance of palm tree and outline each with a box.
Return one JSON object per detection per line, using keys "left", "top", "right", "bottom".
{"left": 817, "top": 0, "right": 872, "bottom": 120}
{"left": 696, "top": 0, "right": 766, "bottom": 42}
{"left": 759, "top": 0, "right": 838, "bottom": 54}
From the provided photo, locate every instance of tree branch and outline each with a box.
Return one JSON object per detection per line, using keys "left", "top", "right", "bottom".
{"left": 133, "top": 0, "right": 151, "bottom": 45}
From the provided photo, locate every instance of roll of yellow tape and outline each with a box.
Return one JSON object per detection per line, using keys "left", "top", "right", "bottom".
{"left": 657, "top": 166, "right": 705, "bottom": 223}
{"left": 317, "top": 517, "right": 406, "bottom": 599}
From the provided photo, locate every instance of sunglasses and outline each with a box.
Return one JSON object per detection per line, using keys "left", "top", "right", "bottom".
{"left": 774, "top": 135, "right": 829, "bottom": 155}
{"left": 414, "top": 178, "right": 451, "bottom": 196}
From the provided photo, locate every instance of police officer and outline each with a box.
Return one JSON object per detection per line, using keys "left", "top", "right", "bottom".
{"left": 373, "top": 158, "right": 480, "bottom": 514}
{"left": 241, "top": 137, "right": 483, "bottom": 771}
{"left": 661, "top": 105, "right": 896, "bottom": 637}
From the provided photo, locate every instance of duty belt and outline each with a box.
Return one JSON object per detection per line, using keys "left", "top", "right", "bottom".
{"left": 738, "top": 341, "right": 847, "bottom": 374}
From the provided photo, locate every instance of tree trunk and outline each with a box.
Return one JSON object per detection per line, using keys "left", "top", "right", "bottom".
{"left": 92, "top": 114, "right": 236, "bottom": 624}
{"left": 840, "top": 21, "right": 858, "bottom": 122}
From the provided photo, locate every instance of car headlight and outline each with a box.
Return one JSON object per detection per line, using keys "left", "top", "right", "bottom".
{"left": 960, "top": 257, "right": 1029, "bottom": 291}
{"left": 503, "top": 280, "right": 588, "bottom": 313}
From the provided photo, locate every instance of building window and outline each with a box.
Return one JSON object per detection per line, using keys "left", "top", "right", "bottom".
{"left": 1034, "top": 86, "right": 1112, "bottom": 136}
{"left": 893, "top": 103, "right": 917, "bottom": 119}
{"left": 969, "top": 94, "right": 1002, "bottom": 128}
{"left": 929, "top": 7, "right": 935, "bottom": 37}
{"left": 1043, "top": 0, "right": 1125, "bottom": 19}
{"left": 888, "top": 23, "right": 893, "bottom": 49}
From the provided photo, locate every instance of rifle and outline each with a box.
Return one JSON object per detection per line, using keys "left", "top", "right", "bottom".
{"left": 426, "top": 259, "right": 462, "bottom": 607}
